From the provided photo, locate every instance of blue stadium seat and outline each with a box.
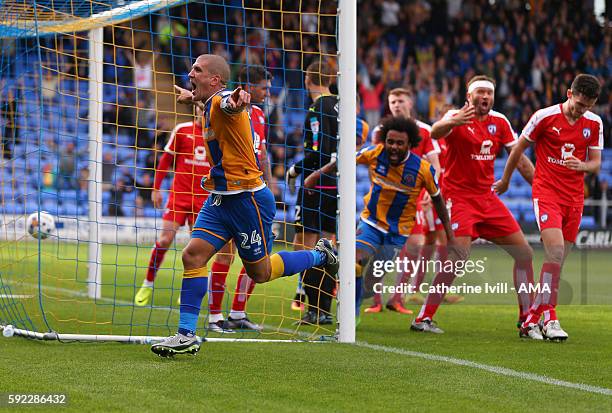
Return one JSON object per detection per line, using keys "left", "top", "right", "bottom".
{"left": 60, "top": 79, "right": 76, "bottom": 93}
{"left": 25, "top": 201, "right": 40, "bottom": 214}
{"left": 580, "top": 216, "right": 597, "bottom": 229}
{"left": 508, "top": 204, "right": 521, "bottom": 219}
{"left": 42, "top": 198, "right": 57, "bottom": 212}
{"left": 59, "top": 189, "right": 78, "bottom": 200}
{"left": 143, "top": 208, "right": 161, "bottom": 218}
{"left": 518, "top": 202, "right": 534, "bottom": 214}
{"left": 522, "top": 212, "right": 536, "bottom": 223}
{"left": 122, "top": 206, "right": 135, "bottom": 217}
{"left": 40, "top": 190, "right": 59, "bottom": 202}
{"left": 117, "top": 134, "right": 133, "bottom": 146}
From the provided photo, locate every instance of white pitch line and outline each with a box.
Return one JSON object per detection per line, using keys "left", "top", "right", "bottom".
{"left": 15, "top": 282, "right": 610, "bottom": 396}
{"left": 355, "top": 341, "right": 612, "bottom": 397}
{"left": 0, "top": 294, "right": 34, "bottom": 299}
{"left": 11, "top": 282, "right": 321, "bottom": 339}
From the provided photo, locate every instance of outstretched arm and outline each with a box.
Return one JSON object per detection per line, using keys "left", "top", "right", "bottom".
{"left": 303, "top": 156, "right": 337, "bottom": 189}
{"left": 494, "top": 136, "right": 531, "bottom": 194}
{"left": 431, "top": 194, "right": 454, "bottom": 244}
{"left": 222, "top": 86, "right": 251, "bottom": 113}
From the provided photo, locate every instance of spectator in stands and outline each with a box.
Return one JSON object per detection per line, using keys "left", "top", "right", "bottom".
{"left": 56, "top": 142, "right": 78, "bottom": 190}
{"left": 108, "top": 176, "right": 134, "bottom": 217}
{"left": 356, "top": 0, "right": 609, "bottom": 142}
{"left": 42, "top": 163, "right": 55, "bottom": 189}
{"left": 102, "top": 151, "right": 116, "bottom": 191}
{"left": 41, "top": 70, "right": 58, "bottom": 120}
{"left": 0, "top": 85, "right": 17, "bottom": 159}
{"left": 135, "top": 99, "right": 156, "bottom": 148}
{"left": 124, "top": 47, "right": 156, "bottom": 104}
{"left": 78, "top": 167, "right": 89, "bottom": 192}
{"left": 135, "top": 172, "right": 154, "bottom": 214}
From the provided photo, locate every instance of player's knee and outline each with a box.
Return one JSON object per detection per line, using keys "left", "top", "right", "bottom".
{"left": 248, "top": 270, "right": 270, "bottom": 284}
{"left": 545, "top": 246, "right": 565, "bottom": 264}
{"left": 182, "top": 246, "right": 201, "bottom": 269}
{"left": 521, "top": 244, "right": 534, "bottom": 261}
{"left": 158, "top": 235, "right": 173, "bottom": 249}
{"left": 509, "top": 243, "right": 534, "bottom": 262}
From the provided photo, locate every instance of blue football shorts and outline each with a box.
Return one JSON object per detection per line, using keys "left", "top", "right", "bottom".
{"left": 356, "top": 219, "right": 407, "bottom": 257}
{"left": 192, "top": 187, "right": 276, "bottom": 263}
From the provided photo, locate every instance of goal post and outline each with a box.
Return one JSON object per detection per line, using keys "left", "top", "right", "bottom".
{"left": 0, "top": 0, "right": 356, "bottom": 344}
{"left": 337, "top": 0, "right": 356, "bottom": 343}
{"left": 88, "top": 26, "right": 103, "bottom": 300}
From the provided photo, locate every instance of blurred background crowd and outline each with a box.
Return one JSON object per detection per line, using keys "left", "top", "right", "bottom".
{"left": 0, "top": 0, "right": 610, "bottom": 227}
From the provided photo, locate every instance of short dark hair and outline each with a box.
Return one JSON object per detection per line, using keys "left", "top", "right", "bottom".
{"left": 238, "top": 65, "right": 272, "bottom": 85}
{"left": 571, "top": 74, "right": 601, "bottom": 100}
{"left": 306, "top": 59, "right": 336, "bottom": 87}
{"left": 379, "top": 115, "right": 421, "bottom": 149}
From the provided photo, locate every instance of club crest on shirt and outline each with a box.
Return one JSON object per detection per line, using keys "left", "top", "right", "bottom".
{"left": 561, "top": 143, "right": 575, "bottom": 160}
{"left": 480, "top": 139, "right": 493, "bottom": 154}
{"left": 401, "top": 174, "right": 415, "bottom": 186}
{"left": 582, "top": 128, "right": 591, "bottom": 139}
{"left": 487, "top": 124, "right": 497, "bottom": 135}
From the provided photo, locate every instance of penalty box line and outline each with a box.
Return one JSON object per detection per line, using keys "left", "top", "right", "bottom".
{"left": 355, "top": 341, "right": 612, "bottom": 397}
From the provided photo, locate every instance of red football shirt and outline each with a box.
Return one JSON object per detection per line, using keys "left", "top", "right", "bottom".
{"left": 251, "top": 104, "right": 267, "bottom": 161}
{"left": 522, "top": 104, "right": 604, "bottom": 206}
{"left": 441, "top": 109, "right": 517, "bottom": 195}
{"left": 164, "top": 121, "right": 211, "bottom": 197}
{"left": 413, "top": 120, "right": 441, "bottom": 158}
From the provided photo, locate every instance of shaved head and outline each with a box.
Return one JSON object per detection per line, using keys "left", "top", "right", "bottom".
{"left": 196, "top": 54, "right": 230, "bottom": 85}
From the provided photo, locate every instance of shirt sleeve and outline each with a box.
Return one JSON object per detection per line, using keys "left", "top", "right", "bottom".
{"left": 438, "top": 109, "right": 460, "bottom": 139}
{"left": 498, "top": 114, "right": 518, "bottom": 147}
{"left": 421, "top": 132, "right": 440, "bottom": 156}
{"left": 219, "top": 91, "right": 246, "bottom": 115}
{"left": 356, "top": 145, "right": 376, "bottom": 165}
{"left": 521, "top": 110, "right": 544, "bottom": 143}
{"left": 588, "top": 116, "right": 604, "bottom": 150}
{"left": 421, "top": 162, "right": 440, "bottom": 197}
{"left": 164, "top": 124, "right": 182, "bottom": 154}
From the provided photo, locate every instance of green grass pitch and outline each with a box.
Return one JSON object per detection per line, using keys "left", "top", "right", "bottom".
{"left": 1, "top": 241, "right": 611, "bottom": 411}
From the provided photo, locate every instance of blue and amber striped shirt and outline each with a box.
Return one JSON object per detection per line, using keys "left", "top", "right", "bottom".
{"left": 200, "top": 90, "right": 264, "bottom": 194}
{"left": 357, "top": 144, "right": 439, "bottom": 236}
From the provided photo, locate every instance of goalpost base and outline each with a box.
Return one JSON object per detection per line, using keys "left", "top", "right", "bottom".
{"left": 1, "top": 325, "right": 334, "bottom": 344}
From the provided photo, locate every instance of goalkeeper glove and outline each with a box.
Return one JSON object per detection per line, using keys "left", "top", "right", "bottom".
{"left": 285, "top": 165, "right": 298, "bottom": 195}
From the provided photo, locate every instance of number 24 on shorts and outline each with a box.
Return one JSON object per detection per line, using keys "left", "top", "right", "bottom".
{"left": 240, "top": 230, "right": 262, "bottom": 250}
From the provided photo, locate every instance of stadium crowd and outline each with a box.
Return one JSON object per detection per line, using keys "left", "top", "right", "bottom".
{"left": 0, "top": 0, "right": 609, "bottom": 225}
